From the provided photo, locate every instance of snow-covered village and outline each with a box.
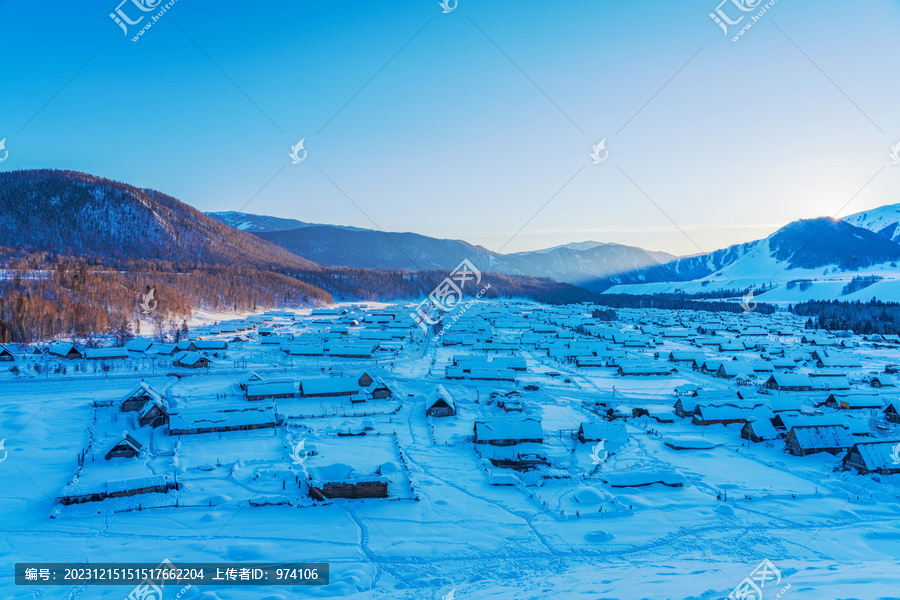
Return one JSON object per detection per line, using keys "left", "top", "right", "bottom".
{"left": 5, "top": 0, "right": 900, "bottom": 598}
{"left": 3, "top": 298, "right": 900, "bottom": 598}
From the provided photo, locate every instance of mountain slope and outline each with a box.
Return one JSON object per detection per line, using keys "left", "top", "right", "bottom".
{"left": 768, "top": 218, "right": 900, "bottom": 269}
{"left": 207, "top": 211, "right": 364, "bottom": 233}
{"left": 843, "top": 203, "right": 900, "bottom": 243}
{"left": 0, "top": 170, "right": 320, "bottom": 271}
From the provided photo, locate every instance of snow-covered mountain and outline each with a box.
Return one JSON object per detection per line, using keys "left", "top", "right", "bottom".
{"left": 843, "top": 202, "right": 900, "bottom": 243}
{"left": 603, "top": 217, "right": 900, "bottom": 302}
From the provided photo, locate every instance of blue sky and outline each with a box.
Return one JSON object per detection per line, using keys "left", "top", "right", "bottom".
{"left": 1, "top": 0, "right": 899, "bottom": 255}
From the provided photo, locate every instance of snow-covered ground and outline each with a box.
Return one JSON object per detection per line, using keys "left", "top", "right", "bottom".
{"left": 3, "top": 301, "right": 900, "bottom": 599}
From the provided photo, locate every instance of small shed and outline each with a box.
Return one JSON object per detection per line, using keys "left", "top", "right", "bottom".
{"left": 368, "top": 379, "right": 393, "bottom": 400}
{"left": 425, "top": 385, "right": 456, "bottom": 417}
{"left": 741, "top": 418, "right": 779, "bottom": 443}
{"left": 104, "top": 433, "right": 143, "bottom": 460}
{"left": 172, "top": 352, "right": 210, "bottom": 369}
{"left": 885, "top": 402, "right": 900, "bottom": 424}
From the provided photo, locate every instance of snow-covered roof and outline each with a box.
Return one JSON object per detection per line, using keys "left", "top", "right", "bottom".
{"left": 474, "top": 417, "right": 542, "bottom": 442}
{"left": 125, "top": 339, "right": 154, "bottom": 352}
{"left": 169, "top": 405, "right": 277, "bottom": 430}
{"left": 61, "top": 474, "right": 168, "bottom": 497}
{"left": 48, "top": 341, "right": 80, "bottom": 356}
{"left": 124, "top": 382, "right": 161, "bottom": 403}
{"left": 245, "top": 380, "right": 296, "bottom": 398}
{"left": 604, "top": 469, "right": 686, "bottom": 487}
{"left": 173, "top": 352, "right": 207, "bottom": 366}
{"left": 307, "top": 463, "right": 387, "bottom": 484}
{"left": 85, "top": 347, "right": 129, "bottom": 360}
{"left": 788, "top": 425, "right": 855, "bottom": 449}
{"left": 767, "top": 373, "right": 813, "bottom": 388}
{"left": 831, "top": 394, "right": 883, "bottom": 409}
{"left": 300, "top": 376, "right": 359, "bottom": 396}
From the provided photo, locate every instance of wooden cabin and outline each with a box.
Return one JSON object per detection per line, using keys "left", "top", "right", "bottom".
{"left": 473, "top": 417, "right": 543, "bottom": 446}
{"left": 121, "top": 382, "right": 162, "bottom": 412}
{"left": 172, "top": 352, "right": 210, "bottom": 369}
{"left": 884, "top": 402, "right": 900, "bottom": 424}
{"left": 138, "top": 400, "right": 168, "bottom": 428}
{"left": 764, "top": 373, "right": 813, "bottom": 391}
{"left": 306, "top": 464, "right": 389, "bottom": 500}
{"left": 824, "top": 394, "right": 883, "bottom": 411}
{"left": 58, "top": 475, "right": 176, "bottom": 505}
{"left": 784, "top": 425, "right": 854, "bottom": 457}
{"left": 48, "top": 342, "right": 83, "bottom": 360}
{"left": 0, "top": 344, "right": 15, "bottom": 362}
{"left": 842, "top": 440, "right": 900, "bottom": 475}
{"left": 368, "top": 380, "right": 393, "bottom": 400}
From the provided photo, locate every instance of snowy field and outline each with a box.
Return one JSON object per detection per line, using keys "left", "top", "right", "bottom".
{"left": 3, "top": 301, "right": 900, "bottom": 599}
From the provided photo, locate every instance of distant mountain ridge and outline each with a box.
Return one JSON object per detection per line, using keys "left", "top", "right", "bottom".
{"left": 208, "top": 211, "right": 678, "bottom": 291}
